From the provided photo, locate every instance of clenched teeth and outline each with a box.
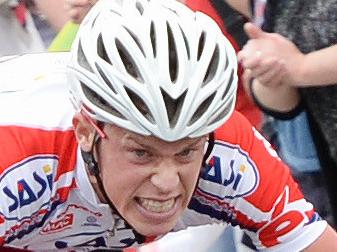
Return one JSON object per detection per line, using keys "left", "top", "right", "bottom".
{"left": 138, "top": 198, "right": 175, "bottom": 213}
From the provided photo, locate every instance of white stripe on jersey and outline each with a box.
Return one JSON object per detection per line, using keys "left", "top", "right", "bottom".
{"left": 0, "top": 52, "right": 75, "bottom": 130}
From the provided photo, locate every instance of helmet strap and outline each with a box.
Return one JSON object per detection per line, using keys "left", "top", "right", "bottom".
{"left": 202, "top": 132, "right": 215, "bottom": 167}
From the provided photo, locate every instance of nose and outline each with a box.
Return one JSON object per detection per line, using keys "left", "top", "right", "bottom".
{"left": 150, "top": 160, "right": 180, "bottom": 193}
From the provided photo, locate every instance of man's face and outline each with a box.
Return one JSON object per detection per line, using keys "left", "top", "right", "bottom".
{"left": 93, "top": 124, "right": 206, "bottom": 236}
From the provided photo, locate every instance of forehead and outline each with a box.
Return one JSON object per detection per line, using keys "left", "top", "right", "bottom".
{"left": 103, "top": 124, "right": 205, "bottom": 148}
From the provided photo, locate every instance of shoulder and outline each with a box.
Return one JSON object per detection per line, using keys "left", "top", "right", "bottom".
{"left": 192, "top": 110, "right": 326, "bottom": 250}
{"left": 0, "top": 52, "right": 77, "bottom": 172}
{"left": 0, "top": 52, "right": 70, "bottom": 92}
{"left": 214, "top": 111, "right": 278, "bottom": 158}
{"left": 215, "top": 110, "right": 256, "bottom": 145}
{"left": 0, "top": 52, "right": 74, "bottom": 128}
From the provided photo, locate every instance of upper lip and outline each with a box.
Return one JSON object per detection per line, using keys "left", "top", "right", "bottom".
{"left": 136, "top": 196, "right": 179, "bottom": 201}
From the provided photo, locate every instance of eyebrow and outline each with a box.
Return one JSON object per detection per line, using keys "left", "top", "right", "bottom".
{"left": 123, "top": 134, "right": 153, "bottom": 149}
{"left": 124, "top": 134, "right": 205, "bottom": 151}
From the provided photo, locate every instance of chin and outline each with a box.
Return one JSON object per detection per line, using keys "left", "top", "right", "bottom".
{"left": 132, "top": 220, "right": 177, "bottom": 237}
{"left": 125, "top": 199, "right": 184, "bottom": 236}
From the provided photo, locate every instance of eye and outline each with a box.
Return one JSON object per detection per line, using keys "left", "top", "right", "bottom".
{"left": 133, "top": 149, "right": 149, "bottom": 158}
{"left": 126, "top": 148, "right": 153, "bottom": 164}
{"left": 178, "top": 149, "right": 191, "bottom": 156}
{"left": 176, "top": 148, "right": 195, "bottom": 159}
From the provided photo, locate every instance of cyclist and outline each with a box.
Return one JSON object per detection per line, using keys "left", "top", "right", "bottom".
{"left": 0, "top": 0, "right": 336, "bottom": 250}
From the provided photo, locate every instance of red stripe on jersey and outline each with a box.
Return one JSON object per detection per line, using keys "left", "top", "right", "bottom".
{"left": 56, "top": 178, "right": 78, "bottom": 203}
{"left": 0, "top": 126, "right": 78, "bottom": 181}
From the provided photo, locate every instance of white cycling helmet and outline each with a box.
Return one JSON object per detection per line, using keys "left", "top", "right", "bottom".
{"left": 68, "top": 0, "right": 238, "bottom": 142}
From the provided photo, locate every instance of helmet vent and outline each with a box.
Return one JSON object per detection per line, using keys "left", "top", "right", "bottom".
{"left": 124, "top": 26, "right": 145, "bottom": 57}
{"left": 197, "top": 32, "right": 205, "bottom": 61}
{"left": 150, "top": 21, "right": 157, "bottom": 57}
{"left": 94, "top": 62, "right": 117, "bottom": 94}
{"left": 188, "top": 92, "right": 216, "bottom": 126}
{"left": 115, "top": 39, "right": 144, "bottom": 83}
{"left": 202, "top": 44, "right": 219, "bottom": 86}
{"left": 135, "top": 1, "right": 144, "bottom": 15}
{"left": 179, "top": 25, "right": 190, "bottom": 59}
{"left": 78, "top": 40, "right": 93, "bottom": 72}
{"left": 161, "top": 88, "right": 186, "bottom": 128}
{"left": 97, "top": 33, "right": 112, "bottom": 65}
{"left": 208, "top": 99, "right": 233, "bottom": 125}
{"left": 91, "top": 15, "right": 99, "bottom": 28}
{"left": 125, "top": 86, "right": 154, "bottom": 123}
{"left": 224, "top": 48, "right": 229, "bottom": 69}
{"left": 109, "top": 9, "right": 122, "bottom": 16}
{"left": 222, "top": 69, "right": 234, "bottom": 100}
{"left": 167, "top": 22, "right": 178, "bottom": 83}
{"left": 166, "top": 6, "right": 178, "bottom": 16}
{"left": 81, "top": 82, "right": 125, "bottom": 119}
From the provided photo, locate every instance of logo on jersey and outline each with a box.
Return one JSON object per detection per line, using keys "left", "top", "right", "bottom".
{"left": 1, "top": 155, "right": 57, "bottom": 214}
{"left": 82, "top": 215, "right": 101, "bottom": 227}
{"left": 200, "top": 142, "right": 259, "bottom": 199}
{"left": 40, "top": 213, "right": 74, "bottom": 235}
{"left": 54, "top": 219, "right": 140, "bottom": 249}
{"left": 258, "top": 186, "right": 314, "bottom": 248}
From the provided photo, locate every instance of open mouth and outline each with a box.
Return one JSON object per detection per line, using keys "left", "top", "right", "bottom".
{"left": 137, "top": 197, "right": 176, "bottom": 213}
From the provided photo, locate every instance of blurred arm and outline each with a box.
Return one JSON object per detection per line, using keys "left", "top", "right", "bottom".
{"left": 239, "top": 23, "right": 337, "bottom": 88}
{"left": 295, "top": 44, "right": 337, "bottom": 87}
{"left": 304, "top": 225, "right": 337, "bottom": 252}
{"left": 250, "top": 78, "right": 300, "bottom": 113}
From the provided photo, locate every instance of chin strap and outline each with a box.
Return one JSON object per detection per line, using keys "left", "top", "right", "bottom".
{"left": 81, "top": 134, "right": 146, "bottom": 243}
{"left": 202, "top": 132, "right": 215, "bottom": 167}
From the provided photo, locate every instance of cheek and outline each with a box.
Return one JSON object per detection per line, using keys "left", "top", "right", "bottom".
{"left": 97, "top": 140, "right": 129, "bottom": 179}
{"left": 98, "top": 148, "right": 147, "bottom": 207}
{"left": 97, "top": 144, "right": 129, "bottom": 201}
{"left": 181, "top": 161, "right": 202, "bottom": 193}
{"left": 100, "top": 164, "right": 138, "bottom": 211}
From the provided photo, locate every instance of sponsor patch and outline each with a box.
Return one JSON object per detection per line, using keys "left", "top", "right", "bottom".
{"left": 0, "top": 155, "right": 60, "bottom": 242}
{"left": 200, "top": 141, "right": 259, "bottom": 199}
{"left": 0, "top": 155, "right": 57, "bottom": 215}
{"left": 40, "top": 213, "right": 74, "bottom": 235}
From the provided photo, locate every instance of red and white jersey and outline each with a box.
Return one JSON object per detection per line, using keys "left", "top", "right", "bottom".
{"left": 0, "top": 53, "right": 326, "bottom": 251}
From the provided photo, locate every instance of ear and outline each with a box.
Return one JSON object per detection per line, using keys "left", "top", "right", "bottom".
{"left": 73, "top": 113, "right": 96, "bottom": 152}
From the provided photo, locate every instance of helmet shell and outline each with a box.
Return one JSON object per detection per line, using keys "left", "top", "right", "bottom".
{"left": 68, "top": 0, "right": 238, "bottom": 141}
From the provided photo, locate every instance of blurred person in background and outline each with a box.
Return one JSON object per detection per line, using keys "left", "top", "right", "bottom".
{"left": 0, "top": 0, "right": 71, "bottom": 56}
{"left": 0, "top": 0, "right": 45, "bottom": 56}
{"left": 27, "top": 0, "right": 69, "bottom": 47}
{"left": 47, "top": 0, "right": 98, "bottom": 51}
{"left": 238, "top": 0, "right": 337, "bottom": 227}
{"left": 32, "top": 0, "right": 69, "bottom": 31}
{"left": 64, "top": 0, "right": 97, "bottom": 24}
